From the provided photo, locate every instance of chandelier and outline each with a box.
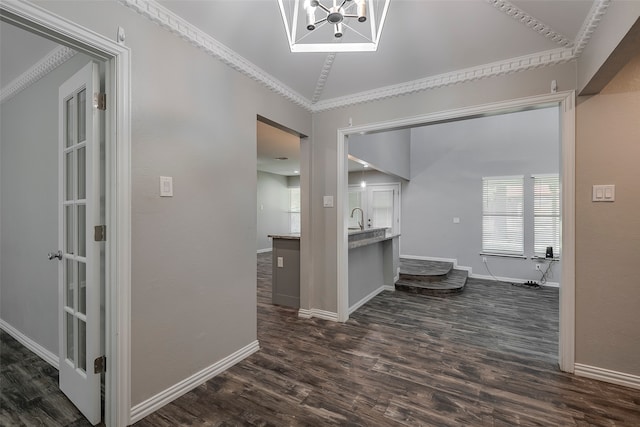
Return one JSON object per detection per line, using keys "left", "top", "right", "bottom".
{"left": 278, "top": 0, "right": 391, "bottom": 53}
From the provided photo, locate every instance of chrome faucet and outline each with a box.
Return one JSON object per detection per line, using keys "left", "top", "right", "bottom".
{"left": 350, "top": 207, "right": 364, "bottom": 230}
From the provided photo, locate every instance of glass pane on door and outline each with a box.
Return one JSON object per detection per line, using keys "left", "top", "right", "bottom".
{"left": 65, "top": 152, "right": 74, "bottom": 201}
{"left": 66, "top": 312, "right": 75, "bottom": 364}
{"left": 78, "top": 263, "right": 86, "bottom": 315}
{"left": 348, "top": 190, "right": 364, "bottom": 229}
{"left": 78, "top": 320, "right": 86, "bottom": 373}
{"left": 371, "top": 190, "right": 393, "bottom": 229}
{"left": 77, "top": 89, "right": 86, "bottom": 143}
{"left": 65, "top": 206, "right": 74, "bottom": 254}
{"left": 77, "top": 205, "right": 86, "bottom": 257}
{"left": 66, "top": 259, "right": 75, "bottom": 310}
{"left": 66, "top": 98, "right": 74, "bottom": 148}
{"left": 77, "top": 147, "right": 86, "bottom": 199}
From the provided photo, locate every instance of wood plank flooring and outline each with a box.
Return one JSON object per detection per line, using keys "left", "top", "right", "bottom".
{"left": 0, "top": 330, "right": 93, "bottom": 426}
{"left": 135, "top": 252, "right": 640, "bottom": 426}
{"left": 2, "top": 252, "right": 638, "bottom": 426}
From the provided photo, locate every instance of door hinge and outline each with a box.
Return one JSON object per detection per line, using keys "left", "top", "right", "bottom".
{"left": 94, "top": 92, "right": 106, "bottom": 111}
{"left": 94, "top": 225, "right": 107, "bottom": 242}
{"left": 94, "top": 356, "right": 106, "bottom": 374}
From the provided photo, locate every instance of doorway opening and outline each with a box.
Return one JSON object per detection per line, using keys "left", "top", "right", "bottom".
{"left": 337, "top": 92, "right": 576, "bottom": 373}
{"left": 255, "top": 116, "right": 308, "bottom": 312}
{"left": 0, "top": 2, "right": 131, "bottom": 426}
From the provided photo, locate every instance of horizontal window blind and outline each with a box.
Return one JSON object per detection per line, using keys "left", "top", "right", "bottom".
{"left": 534, "top": 174, "right": 560, "bottom": 256}
{"left": 482, "top": 176, "right": 524, "bottom": 255}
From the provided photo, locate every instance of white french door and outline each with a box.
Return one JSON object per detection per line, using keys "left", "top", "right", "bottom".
{"left": 348, "top": 183, "right": 401, "bottom": 234}
{"left": 57, "top": 62, "right": 102, "bottom": 425}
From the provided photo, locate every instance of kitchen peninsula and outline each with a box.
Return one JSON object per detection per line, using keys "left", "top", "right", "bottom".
{"left": 269, "top": 228, "right": 400, "bottom": 313}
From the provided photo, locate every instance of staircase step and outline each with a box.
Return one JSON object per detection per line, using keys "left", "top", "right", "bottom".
{"left": 399, "top": 258, "right": 453, "bottom": 279}
{"left": 396, "top": 258, "right": 467, "bottom": 295}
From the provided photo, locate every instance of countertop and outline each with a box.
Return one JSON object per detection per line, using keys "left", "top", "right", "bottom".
{"left": 268, "top": 233, "right": 301, "bottom": 240}
{"left": 349, "top": 233, "right": 400, "bottom": 249}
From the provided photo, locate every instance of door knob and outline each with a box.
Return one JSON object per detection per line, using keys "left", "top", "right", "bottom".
{"left": 48, "top": 250, "right": 62, "bottom": 261}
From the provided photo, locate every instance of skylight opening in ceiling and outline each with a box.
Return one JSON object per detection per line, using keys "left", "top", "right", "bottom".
{"left": 278, "top": 0, "right": 390, "bottom": 53}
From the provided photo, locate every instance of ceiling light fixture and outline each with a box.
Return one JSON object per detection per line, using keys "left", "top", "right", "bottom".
{"left": 278, "top": 0, "right": 391, "bottom": 53}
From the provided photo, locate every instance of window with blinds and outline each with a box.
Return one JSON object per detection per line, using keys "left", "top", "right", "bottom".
{"left": 482, "top": 176, "right": 524, "bottom": 255}
{"left": 289, "top": 187, "right": 300, "bottom": 233}
{"left": 534, "top": 174, "right": 560, "bottom": 256}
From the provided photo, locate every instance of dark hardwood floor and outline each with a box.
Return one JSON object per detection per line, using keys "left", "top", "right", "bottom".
{"left": 0, "top": 330, "right": 92, "bottom": 427}
{"left": 2, "top": 252, "right": 639, "bottom": 426}
{"left": 135, "top": 252, "right": 640, "bottom": 426}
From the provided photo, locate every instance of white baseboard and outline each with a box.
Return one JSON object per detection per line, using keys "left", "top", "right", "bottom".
{"left": 297, "top": 309, "right": 338, "bottom": 322}
{"left": 349, "top": 285, "right": 394, "bottom": 315}
{"left": 470, "top": 273, "right": 559, "bottom": 288}
{"left": 129, "top": 340, "right": 260, "bottom": 423}
{"left": 575, "top": 363, "right": 640, "bottom": 390}
{"left": 0, "top": 318, "right": 59, "bottom": 369}
{"left": 256, "top": 248, "right": 272, "bottom": 254}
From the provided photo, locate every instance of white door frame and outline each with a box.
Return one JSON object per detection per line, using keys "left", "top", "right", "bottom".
{"left": 336, "top": 91, "right": 576, "bottom": 373}
{"left": 0, "top": 1, "right": 132, "bottom": 426}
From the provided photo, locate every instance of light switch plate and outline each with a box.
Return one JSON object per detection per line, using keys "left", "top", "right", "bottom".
{"left": 453, "top": 217, "right": 460, "bottom": 224}
{"left": 592, "top": 184, "right": 615, "bottom": 202}
{"left": 323, "top": 195, "right": 334, "bottom": 208}
{"left": 160, "top": 176, "right": 173, "bottom": 197}
{"left": 277, "top": 256, "right": 284, "bottom": 268}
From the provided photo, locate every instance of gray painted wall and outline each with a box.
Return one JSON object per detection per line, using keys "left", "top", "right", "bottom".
{"left": 575, "top": 52, "right": 640, "bottom": 377}
{"left": 404, "top": 107, "right": 560, "bottom": 282}
{"left": 0, "top": 53, "right": 92, "bottom": 355}
{"left": 309, "top": 61, "right": 577, "bottom": 316}
{"left": 257, "top": 171, "right": 290, "bottom": 252}
{"left": 34, "top": 0, "right": 312, "bottom": 406}
{"left": 348, "top": 128, "right": 411, "bottom": 180}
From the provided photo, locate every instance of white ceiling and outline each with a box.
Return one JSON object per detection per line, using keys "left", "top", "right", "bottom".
{"left": 0, "top": 22, "right": 59, "bottom": 88}
{"left": 1, "top": 1, "right": 602, "bottom": 175}
{"left": 155, "top": 0, "right": 595, "bottom": 104}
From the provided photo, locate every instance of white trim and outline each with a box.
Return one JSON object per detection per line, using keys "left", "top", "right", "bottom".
{"left": 114, "top": 0, "right": 609, "bottom": 113}
{"left": 0, "top": 2, "right": 132, "bottom": 426}
{"left": 0, "top": 319, "right": 59, "bottom": 369}
{"left": 312, "top": 53, "right": 337, "bottom": 104}
{"left": 118, "top": 0, "right": 312, "bottom": 111}
{"left": 469, "top": 273, "right": 559, "bottom": 288}
{"left": 129, "top": 340, "right": 260, "bottom": 424}
{"left": 312, "top": 48, "right": 574, "bottom": 112}
{"left": 348, "top": 285, "right": 394, "bottom": 315}
{"left": 256, "top": 248, "right": 272, "bottom": 254}
{"left": 0, "top": 45, "right": 76, "bottom": 103}
{"left": 575, "top": 363, "right": 640, "bottom": 390}
{"left": 297, "top": 309, "right": 339, "bottom": 322}
{"left": 337, "top": 91, "right": 576, "bottom": 373}
{"left": 573, "top": 0, "right": 611, "bottom": 57}
{"left": 486, "top": 0, "right": 573, "bottom": 47}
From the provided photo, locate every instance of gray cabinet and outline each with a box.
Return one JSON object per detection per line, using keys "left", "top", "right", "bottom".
{"left": 270, "top": 237, "right": 300, "bottom": 308}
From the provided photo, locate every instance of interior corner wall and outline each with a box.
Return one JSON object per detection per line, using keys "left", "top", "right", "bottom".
{"left": 0, "top": 53, "right": 92, "bottom": 356}
{"left": 309, "top": 61, "right": 577, "bottom": 314}
{"left": 33, "top": 0, "right": 311, "bottom": 407}
{"left": 404, "top": 108, "right": 560, "bottom": 282}
{"left": 577, "top": 2, "right": 640, "bottom": 93}
{"left": 575, "top": 52, "right": 640, "bottom": 377}
{"left": 257, "top": 171, "right": 290, "bottom": 251}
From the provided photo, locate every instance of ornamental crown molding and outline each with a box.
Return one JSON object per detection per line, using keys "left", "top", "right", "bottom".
{"left": 486, "top": 0, "right": 573, "bottom": 47}
{"left": 573, "top": 0, "right": 611, "bottom": 58}
{"left": 311, "top": 47, "right": 574, "bottom": 112}
{"left": 118, "top": 0, "right": 609, "bottom": 114}
{"left": 118, "top": 0, "right": 313, "bottom": 111}
{"left": 0, "top": 45, "right": 76, "bottom": 104}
